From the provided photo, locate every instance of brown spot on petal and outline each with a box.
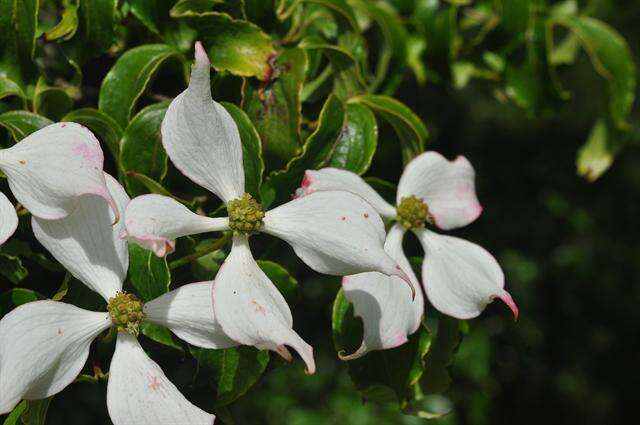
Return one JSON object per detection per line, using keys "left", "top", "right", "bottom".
{"left": 363, "top": 213, "right": 369, "bottom": 218}
{"left": 19, "top": 160, "right": 25, "bottom": 165}
{"left": 57, "top": 328, "right": 63, "bottom": 335}
{"left": 341, "top": 216, "right": 346, "bottom": 221}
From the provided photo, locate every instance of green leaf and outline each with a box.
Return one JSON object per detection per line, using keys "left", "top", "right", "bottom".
{"left": 61, "top": 0, "right": 118, "bottom": 65}
{"left": 553, "top": 16, "right": 636, "bottom": 128}
{"left": 130, "top": 0, "right": 175, "bottom": 34}
{"left": 221, "top": 102, "right": 264, "bottom": 199}
{"left": 420, "top": 316, "right": 461, "bottom": 394}
{"left": 277, "top": 0, "right": 358, "bottom": 30}
{"left": 0, "top": 76, "right": 26, "bottom": 102}
{"left": 120, "top": 102, "right": 169, "bottom": 195}
{"left": 171, "top": 6, "right": 275, "bottom": 80}
{"left": 191, "top": 345, "right": 270, "bottom": 407}
{"left": 0, "top": 0, "right": 38, "bottom": 88}
{"left": 20, "top": 398, "right": 52, "bottom": 425}
{"left": 44, "top": 4, "right": 79, "bottom": 41}
{"left": 0, "top": 288, "right": 45, "bottom": 316}
{"left": 128, "top": 243, "right": 171, "bottom": 301}
{"left": 332, "top": 289, "right": 432, "bottom": 405}
{"left": 243, "top": 48, "right": 307, "bottom": 168}
{"left": 98, "top": 44, "right": 182, "bottom": 128}
{"left": 576, "top": 119, "right": 620, "bottom": 182}
{"left": 327, "top": 102, "right": 377, "bottom": 174}
{"left": 0, "top": 111, "right": 53, "bottom": 142}
{"left": 257, "top": 260, "right": 298, "bottom": 301}
{"left": 261, "top": 94, "right": 345, "bottom": 207}
{"left": 349, "top": 95, "right": 427, "bottom": 163}
{"left": 2, "top": 401, "right": 27, "bottom": 425}
{"left": 141, "top": 321, "right": 184, "bottom": 352}
{"left": 62, "top": 108, "right": 124, "bottom": 161}
{"left": 33, "top": 78, "right": 73, "bottom": 122}
{"left": 0, "top": 253, "right": 28, "bottom": 284}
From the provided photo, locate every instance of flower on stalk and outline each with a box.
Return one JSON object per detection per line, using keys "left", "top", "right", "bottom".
{"left": 301, "top": 152, "right": 518, "bottom": 359}
{"left": 0, "top": 122, "right": 118, "bottom": 245}
{"left": 122, "top": 42, "right": 413, "bottom": 373}
{"left": 0, "top": 174, "right": 232, "bottom": 424}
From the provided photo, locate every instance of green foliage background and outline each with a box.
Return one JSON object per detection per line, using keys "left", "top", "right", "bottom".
{"left": 1, "top": 0, "right": 638, "bottom": 424}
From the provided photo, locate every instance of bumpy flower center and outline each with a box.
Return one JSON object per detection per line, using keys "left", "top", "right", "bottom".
{"left": 396, "top": 195, "right": 432, "bottom": 230}
{"left": 107, "top": 292, "right": 145, "bottom": 336}
{"left": 227, "top": 193, "right": 265, "bottom": 235}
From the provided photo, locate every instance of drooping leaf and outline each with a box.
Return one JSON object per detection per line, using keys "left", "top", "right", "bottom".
{"left": 575, "top": 118, "right": 625, "bottom": 182}
{"left": 44, "top": 4, "right": 79, "bottom": 41}
{"left": 191, "top": 345, "right": 270, "bottom": 407}
{"left": 62, "top": 108, "right": 124, "bottom": 161}
{"left": 0, "top": 111, "right": 53, "bottom": 142}
{"left": 420, "top": 316, "right": 462, "bottom": 394}
{"left": 221, "top": 102, "right": 264, "bottom": 199}
{"left": 327, "top": 102, "right": 377, "bottom": 174}
{"left": 261, "top": 94, "right": 345, "bottom": 207}
{"left": 127, "top": 243, "right": 171, "bottom": 302}
{"left": 98, "top": 44, "right": 182, "bottom": 128}
{"left": 120, "top": 102, "right": 169, "bottom": 195}
{"left": 349, "top": 94, "right": 427, "bottom": 163}
{"left": 243, "top": 48, "right": 307, "bottom": 168}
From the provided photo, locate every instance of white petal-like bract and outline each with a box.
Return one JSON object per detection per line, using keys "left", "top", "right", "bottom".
{"left": 161, "top": 42, "right": 244, "bottom": 203}
{"left": 123, "top": 194, "right": 229, "bottom": 257}
{"left": 0, "top": 192, "right": 17, "bottom": 245}
{"left": 0, "top": 301, "right": 111, "bottom": 414}
{"left": 32, "top": 174, "right": 129, "bottom": 301}
{"left": 145, "top": 281, "right": 237, "bottom": 349}
{"left": 397, "top": 152, "right": 482, "bottom": 230}
{"left": 212, "top": 236, "right": 315, "bottom": 374}
{"left": 0, "top": 122, "right": 117, "bottom": 220}
{"left": 107, "top": 333, "right": 215, "bottom": 425}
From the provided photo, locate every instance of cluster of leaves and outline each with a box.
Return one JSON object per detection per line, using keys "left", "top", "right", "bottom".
{"left": 0, "top": 0, "right": 636, "bottom": 424}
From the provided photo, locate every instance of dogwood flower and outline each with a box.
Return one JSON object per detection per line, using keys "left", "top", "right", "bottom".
{"left": 0, "top": 174, "right": 231, "bottom": 424}
{"left": 122, "top": 42, "right": 413, "bottom": 372}
{"left": 301, "top": 152, "right": 518, "bottom": 358}
{"left": 0, "top": 122, "right": 118, "bottom": 245}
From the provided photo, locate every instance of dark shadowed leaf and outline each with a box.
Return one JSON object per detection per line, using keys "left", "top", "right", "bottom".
{"left": 141, "top": 321, "right": 184, "bottom": 352}
{"left": 0, "top": 288, "right": 45, "bottom": 316}
{"left": 0, "top": 111, "right": 53, "bottom": 142}
{"left": 0, "top": 0, "right": 38, "bottom": 89}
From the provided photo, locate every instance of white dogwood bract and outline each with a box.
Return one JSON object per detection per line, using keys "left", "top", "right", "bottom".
{"left": 123, "top": 42, "right": 414, "bottom": 370}
{"left": 301, "top": 152, "right": 518, "bottom": 358}
{"left": 0, "top": 174, "right": 222, "bottom": 424}
{"left": 0, "top": 192, "right": 18, "bottom": 245}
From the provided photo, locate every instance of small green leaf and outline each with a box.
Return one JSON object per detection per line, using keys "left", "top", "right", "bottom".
{"left": 120, "top": 102, "right": 169, "bottom": 195}
{"left": 141, "top": 321, "right": 184, "bottom": 352}
{"left": 2, "top": 400, "right": 27, "bottom": 425}
{"left": 0, "top": 288, "right": 45, "bottom": 316}
{"left": 349, "top": 95, "right": 427, "bottom": 163}
{"left": 327, "top": 103, "right": 377, "bottom": 174}
{"left": 128, "top": 243, "right": 171, "bottom": 301}
{"left": 221, "top": 102, "right": 264, "bottom": 199}
{"left": 257, "top": 260, "right": 298, "bottom": 301}
{"left": 0, "top": 76, "right": 26, "bottom": 102}
{"left": 576, "top": 119, "right": 621, "bottom": 182}
{"left": 0, "top": 253, "right": 28, "bottom": 284}
{"left": 191, "top": 345, "right": 270, "bottom": 407}
{"left": 0, "top": 111, "right": 53, "bottom": 142}
{"left": 45, "top": 4, "right": 79, "bottom": 41}
{"left": 261, "top": 94, "right": 345, "bottom": 207}
{"left": 243, "top": 48, "right": 307, "bottom": 168}
{"left": 33, "top": 78, "right": 73, "bottom": 122}
{"left": 98, "top": 44, "right": 182, "bottom": 128}
{"left": 62, "top": 108, "right": 124, "bottom": 161}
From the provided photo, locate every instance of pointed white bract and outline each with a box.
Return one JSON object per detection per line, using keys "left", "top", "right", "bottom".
{"left": 341, "top": 225, "right": 423, "bottom": 359}
{"left": 124, "top": 194, "right": 229, "bottom": 256}
{"left": 107, "top": 333, "right": 215, "bottom": 425}
{"left": 0, "top": 122, "right": 118, "bottom": 220}
{"left": 161, "top": 41, "right": 244, "bottom": 203}
{"left": 416, "top": 229, "right": 517, "bottom": 320}
{"left": 301, "top": 168, "right": 396, "bottom": 218}
{"left": 145, "top": 281, "right": 236, "bottom": 349}
{"left": 0, "top": 301, "right": 111, "bottom": 414}
{"left": 263, "top": 191, "right": 411, "bottom": 286}
{"left": 0, "top": 192, "right": 18, "bottom": 245}
{"left": 397, "top": 152, "right": 482, "bottom": 230}
{"left": 212, "top": 236, "right": 315, "bottom": 374}
{"left": 32, "top": 174, "right": 130, "bottom": 301}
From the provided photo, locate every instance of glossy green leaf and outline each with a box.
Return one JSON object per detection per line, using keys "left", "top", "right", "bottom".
{"left": 45, "top": 4, "right": 79, "bottom": 41}
{"left": 420, "top": 316, "right": 461, "bottom": 394}
{"left": 0, "top": 288, "right": 45, "bottom": 316}
{"left": 327, "top": 103, "right": 377, "bottom": 174}
{"left": 349, "top": 94, "right": 427, "bottom": 163}
{"left": 120, "top": 102, "right": 169, "bottom": 195}
{"left": 171, "top": 6, "right": 275, "bottom": 80}
{"left": 553, "top": 16, "right": 636, "bottom": 128}
{"left": 33, "top": 79, "right": 73, "bottom": 122}
{"left": 576, "top": 119, "right": 623, "bottom": 182}
{"left": 0, "top": 76, "right": 25, "bottom": 102}
{"left": 98, "top": 44, "right": 181, "bottom": 128}
{"left": 0, "top": 0, "right": 38, "bottom": 88}
{"left": 61, "top": 0, "right": 117, "bottom": 65}
{"left": 244, "top": 48, "right": 307, "bottom": 168}
{"left": 2, "top": 400, "right": 27, "bottom": 425}
{"left": 277, "top": 0, "right": 358, "bottom": 30}
{"left": 130, "top": 0, "right": 175, "bottom": 34}
{"left": 0, "top": 111, "right": 53, "bottom": 142}
{"left": 62, "top": 108, "right": 124, "bottom": 161}
{"left": 261, "top": 94, "right": 345, "bottom": 207}
{"left": 128, "top": 243, "right": 171, "bottom": 301}
{"left": 191, "top": 345, "right": 270, "bottom": 407}
{"left": 141, "top": 321, "right": 184, "bottom": 352}
{"left": 221, "top": 102, "right": 264, "bottom": 199}
{"left": 257, "top": 260, "right": 298, "bottom": 301}
{"left": 332, "top": 289, "right": 432, "bottom": 405}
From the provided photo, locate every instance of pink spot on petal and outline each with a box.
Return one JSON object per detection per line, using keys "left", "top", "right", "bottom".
{"left": 300, "top": 172, "right": 314, "bottom": 194}
{"left": 60, "top": 123, "right": 67, "bottom": 128}
{"left": 73, "top": 143, "right": 101, "bottom": 163}
{"left": 148, "top": 376, "right": 161, "bottom": 391}
{"left": 498, "top": 290, "right": 519, "bottom": 321}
